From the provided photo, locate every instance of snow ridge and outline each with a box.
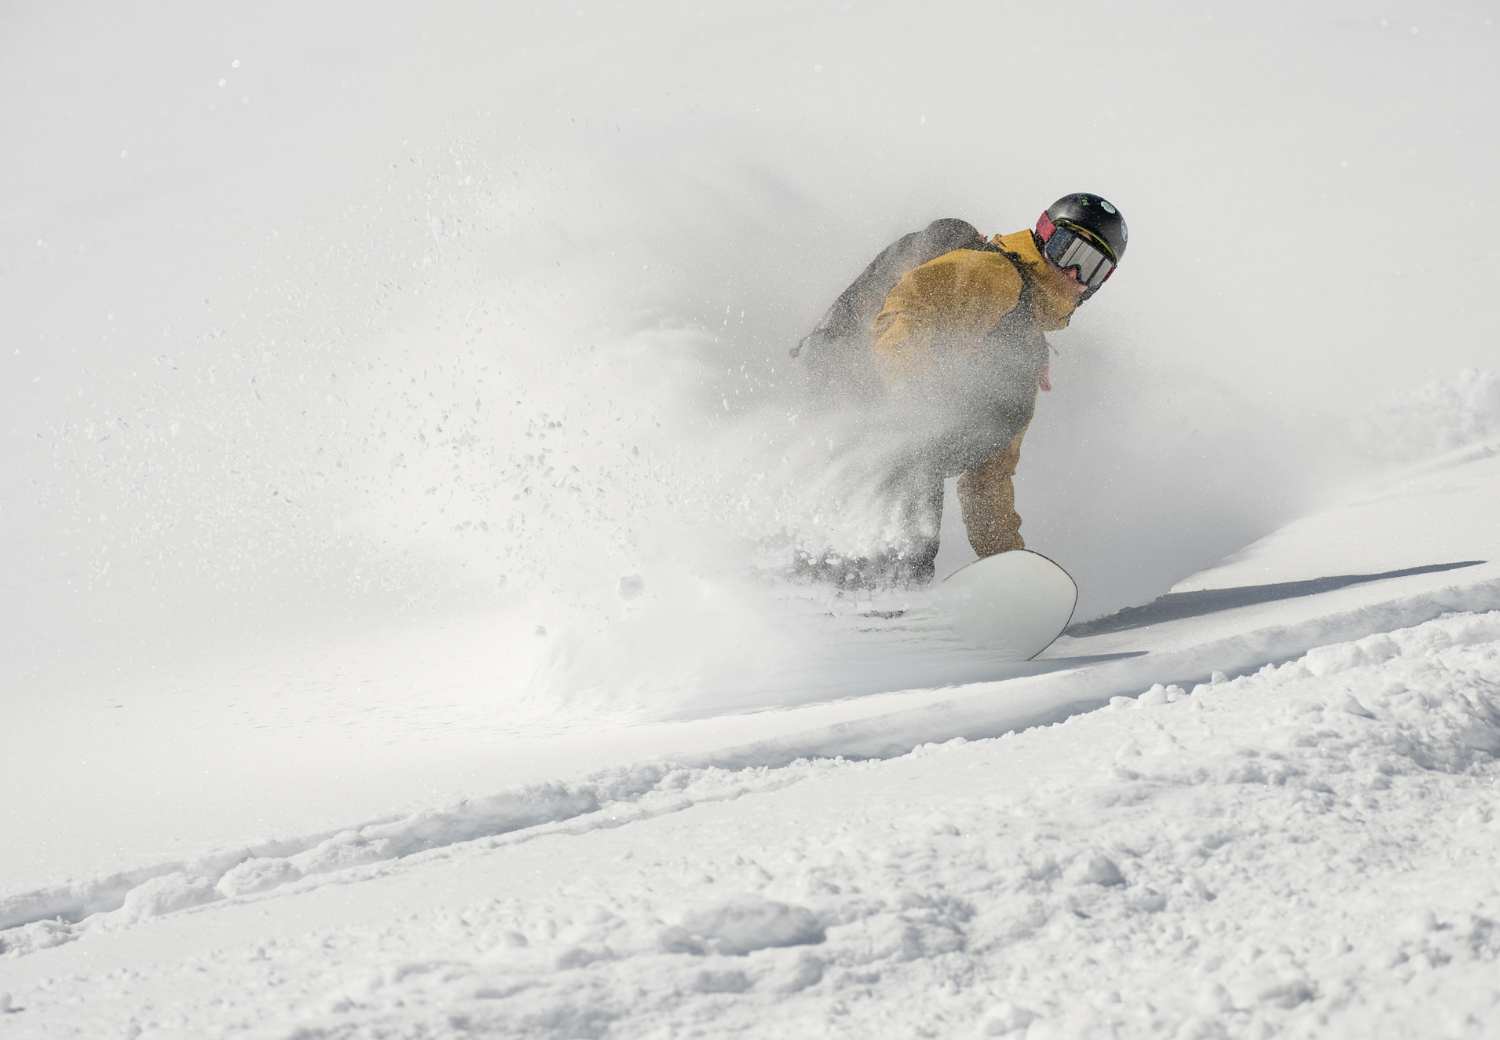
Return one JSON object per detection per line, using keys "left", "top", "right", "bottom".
{"left": 0, "top": 764, "right": 821, "bottom": 958}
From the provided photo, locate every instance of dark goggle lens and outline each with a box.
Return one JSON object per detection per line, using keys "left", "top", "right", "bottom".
{"left": 1042, "top": 226, "right": 1115, "bottom": 289}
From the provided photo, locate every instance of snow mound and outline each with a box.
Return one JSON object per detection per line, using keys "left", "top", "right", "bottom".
{"left": 116, "top": 872, "right": 217, "bottom": 923}
{"left": 660, "top": 897, "right": 827, "bottom": 957}
{"left": 1355, "top": 367, "right": 1500, "bottom": 462}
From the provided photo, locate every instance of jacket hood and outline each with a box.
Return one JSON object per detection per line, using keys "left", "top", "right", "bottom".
{"left": 992, "top": 229, "right": 1080, "bottom": 331}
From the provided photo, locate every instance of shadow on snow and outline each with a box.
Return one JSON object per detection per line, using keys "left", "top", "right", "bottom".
{"left": 1067, "top": 560, "right": 1488, "bottom": 637}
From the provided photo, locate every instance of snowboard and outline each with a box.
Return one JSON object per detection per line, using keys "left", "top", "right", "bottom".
{"left": 929, "top": 549, "right": 1078, "bottom": 660}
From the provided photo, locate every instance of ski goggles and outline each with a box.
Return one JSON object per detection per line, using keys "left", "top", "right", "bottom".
{"left": 1036, "top": 214, "right": 1117, "bottom": 290}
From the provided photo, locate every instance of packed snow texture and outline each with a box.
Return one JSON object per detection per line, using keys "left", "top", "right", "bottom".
{"left": 3, "top": 611, "right": 1498, "bottom": 1037}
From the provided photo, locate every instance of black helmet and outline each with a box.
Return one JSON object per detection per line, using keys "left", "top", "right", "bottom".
{"left": 1038, "top": 192, "right": 1127, "bottom": 262}
{"left": 1034, "top": 193, "right": 1127, "bottom": 301}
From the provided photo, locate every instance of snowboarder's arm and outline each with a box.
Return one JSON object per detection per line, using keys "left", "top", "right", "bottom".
{"left": 957, "top": 425, "right": 1029, "bottom": 556}
{"left": 870, "top": 250, "right": 1023, "bottom": 387}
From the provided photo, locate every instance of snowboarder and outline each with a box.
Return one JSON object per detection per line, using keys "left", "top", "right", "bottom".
{"left": 793, "top": 192, "right": 1128, "bottom": 587}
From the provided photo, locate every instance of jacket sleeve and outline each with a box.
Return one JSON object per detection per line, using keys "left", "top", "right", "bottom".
{"left": 956, "top": 424, "right": 1029, "bottom": 556}
{"left": 870, "top": 250, "right": 1023, "bottom": 388}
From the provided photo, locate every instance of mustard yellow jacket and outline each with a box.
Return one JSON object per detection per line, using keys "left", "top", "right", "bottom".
{"left": 870, "top": 229, "right": 1081, "bottom": 556}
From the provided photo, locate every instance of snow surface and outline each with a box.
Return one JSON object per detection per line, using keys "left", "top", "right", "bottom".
{"left": 7, "top": 2, "right": 1500, "bottom": 1036}
{"left": 4, "top": 434, "right": 1500, "bottom": 1037}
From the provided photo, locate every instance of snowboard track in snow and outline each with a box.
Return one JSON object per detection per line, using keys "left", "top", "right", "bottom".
{"left": 5, "top": 572, "right": 1500, "bottom": 957}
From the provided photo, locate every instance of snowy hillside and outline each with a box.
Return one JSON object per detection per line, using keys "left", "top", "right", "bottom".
{"left": 4, "top": 435, "right": 1499, "bottom": 1037}
{"left": 6, "top": 0, "right": 1500, "bottom": 1036}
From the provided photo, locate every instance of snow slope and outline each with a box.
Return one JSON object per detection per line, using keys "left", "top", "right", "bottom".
{"left": 3, "top": 439, "right": 1498, "bottom": 1037}
{"left": 8, "top": 443, "right": 1497, "bottom": 892}
{"left": 6, "top": 3, "right": 1500, "bottom": 1035}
